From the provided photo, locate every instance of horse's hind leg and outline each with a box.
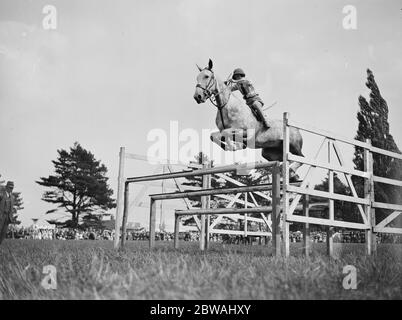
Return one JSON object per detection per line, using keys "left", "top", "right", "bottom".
{"left": 289, "top": 142, "right": 304, "bottom": 177}
{"left": 261, "top": 147, "right": 282, "bottom": 162}
{"left": 262, "top": 146, "right": 301, "bottom": 182}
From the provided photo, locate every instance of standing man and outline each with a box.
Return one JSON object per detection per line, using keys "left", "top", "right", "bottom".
{"left": 0, "top": 181, "right": 15, "bottom": 245}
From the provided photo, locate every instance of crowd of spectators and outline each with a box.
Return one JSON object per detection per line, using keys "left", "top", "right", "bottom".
{"left": 290, "top": 230, "right": 402, "bottom": 244}
{"left": 6, "top": 225, "right": 115, "bottom": 240}
{"left": 5, "top": 225, "right": 401, "bottom": 244}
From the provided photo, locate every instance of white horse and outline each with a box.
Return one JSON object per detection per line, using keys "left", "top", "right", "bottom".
{"left": 193, "top": 59, "right": 304, "bottom": 180}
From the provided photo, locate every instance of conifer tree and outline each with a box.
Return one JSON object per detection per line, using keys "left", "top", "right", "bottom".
{"left": 315, "top": 173, "right": 359, "bottom": 223}
{"left": 353, "top": 69, "right": 402, "bottom": 222}
{"left": 36, "top": 142, "right": 115, "bottom": 228}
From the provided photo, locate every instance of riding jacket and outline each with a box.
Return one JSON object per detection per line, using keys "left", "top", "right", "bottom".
{"left": 228, "top": 78, "right": 264, "bottom": 107}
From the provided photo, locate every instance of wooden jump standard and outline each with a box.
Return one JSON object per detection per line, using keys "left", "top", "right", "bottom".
{"left": 115, "top": 112, "right": 402, "bottom": 258}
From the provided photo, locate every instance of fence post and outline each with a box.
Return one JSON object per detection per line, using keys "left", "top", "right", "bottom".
{"left": 303, "top": 194, "right": 310, "bottom": 257}
{"left": 205, "top": 165, "right": 211, "bottom": 250}
{"left": 120, "top": 182, "right": 129, "bottom": 249}
{"left": 174, "top": 214, "right": 180, "bottom": 249}
{"left": 370, "top": 149, "right": 377, "bottom": 255}
{"left": 114, "top": 147, "right": 125, "bottom": 249}
{"left": 327, "top": 140, "right": 334, "bottom": 258}
{"left": 272, "top": 163, "right": 281, "bottom": 256}
{"left": 244, "top": 192, "right": 248, "bottom": 239}
{"left": 365, "top": 139, "right": 376, "bottom": 255}
{"left": 200, "top": 162, "right": 208, "bottom": 251}
{"left": 282, "top": 112, "right": 290, "bottom": 257}
{"left": 149, "top": 198, "right": 157, "bottom": 249}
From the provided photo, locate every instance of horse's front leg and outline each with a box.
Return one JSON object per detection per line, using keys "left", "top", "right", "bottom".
{"left": 210, "top": 131, "right": 229, "bottom": 150}
{"left": 233, "top": 128, "right": 256, "bottom": 149}
{"left": 221, "top": 128, "right": 249, "bottom": 151}
{"left": 210, "top": 130, "right": 244, "bottom": 151}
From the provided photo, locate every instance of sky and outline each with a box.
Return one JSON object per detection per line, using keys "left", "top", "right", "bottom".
{"left": 0, "top": 0, "right": 401, "bottom": 230}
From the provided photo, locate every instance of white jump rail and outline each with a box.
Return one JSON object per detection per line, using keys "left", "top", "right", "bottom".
{"left": 282, "top": 112, "right": 402, "bottom": 257}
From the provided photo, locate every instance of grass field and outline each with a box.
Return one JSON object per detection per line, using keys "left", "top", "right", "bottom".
{"left": 0, "top": 239, "right": 401, "bottom": 299}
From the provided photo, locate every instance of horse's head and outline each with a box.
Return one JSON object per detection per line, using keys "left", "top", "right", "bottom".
{"left": 194, "top": 59, "right": 215, "bottom": 104}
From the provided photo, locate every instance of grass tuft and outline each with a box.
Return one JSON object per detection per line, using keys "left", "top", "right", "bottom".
{"left": 0, "top": 240, "right": 401, "bottom": 299}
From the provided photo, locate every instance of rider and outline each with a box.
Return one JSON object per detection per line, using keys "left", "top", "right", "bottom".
{"left": 226, "top": 68, "right": 269, "bottom": 129}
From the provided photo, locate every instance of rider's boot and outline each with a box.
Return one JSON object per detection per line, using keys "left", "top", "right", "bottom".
{"left": 289, "top": 168, "right": 300, "bottom": 182}
{"left": 251, "top": 102, "right": 270, "bottom": 129}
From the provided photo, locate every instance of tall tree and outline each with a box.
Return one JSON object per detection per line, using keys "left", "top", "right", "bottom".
{"left": 353, "top": 69, "right": 402, "bottom": 222}
{"left": 36, "top": 142, "right": 116, "bottom": 228}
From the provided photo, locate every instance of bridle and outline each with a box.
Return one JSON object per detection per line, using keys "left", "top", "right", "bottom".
{"left": 196, "top": 68, "right": 231, "bottom": 129}
{"left": 195, "top": 69, "right": 216, "bottom": 100}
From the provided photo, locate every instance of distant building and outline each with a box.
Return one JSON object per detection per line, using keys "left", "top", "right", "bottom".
{"left": 101, "top": 215, "right": 115, "bottom": 230}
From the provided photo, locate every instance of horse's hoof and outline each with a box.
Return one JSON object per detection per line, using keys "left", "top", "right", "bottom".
{"left": 289, "top": 174, "right": 300, "bottom": 183}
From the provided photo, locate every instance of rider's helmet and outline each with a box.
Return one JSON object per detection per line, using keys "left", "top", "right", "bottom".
{"left": 233, "top": 68, "right": 246, "bottom": 78}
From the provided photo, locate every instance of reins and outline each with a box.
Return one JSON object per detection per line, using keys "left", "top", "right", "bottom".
{"left": 196, "top": 69, "right": 231, "bottom": 129}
